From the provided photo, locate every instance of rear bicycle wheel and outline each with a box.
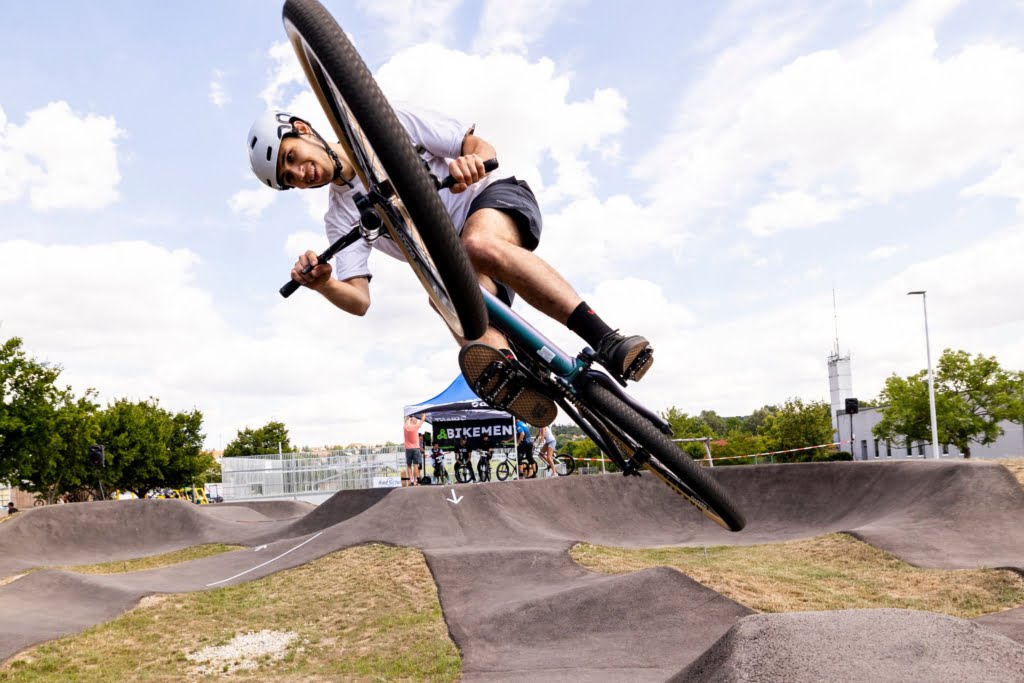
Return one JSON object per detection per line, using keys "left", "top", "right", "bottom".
{"left": 578, "top": 381, "right": 745, "bottom": 531}
{"left": 554, "top": 454, "right": 575, "bottom": 476}
{"left": 282, "top": 0, "right": 487, "bottom": 340}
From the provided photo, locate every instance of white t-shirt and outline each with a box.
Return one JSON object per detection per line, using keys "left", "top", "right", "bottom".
{"left": 325, "top": 105, "right": 501, "bottom": 282}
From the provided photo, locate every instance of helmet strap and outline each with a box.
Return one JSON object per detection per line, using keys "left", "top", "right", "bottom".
{"left": 307, "top": 127, "right": 353, "bottom": 189}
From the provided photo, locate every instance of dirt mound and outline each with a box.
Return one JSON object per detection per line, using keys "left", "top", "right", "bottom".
{"left": 0, "top": 499, "right": 283, "bottom": 577}
{"left": 673, "top": 609, "right": 1024, "bottom": 682}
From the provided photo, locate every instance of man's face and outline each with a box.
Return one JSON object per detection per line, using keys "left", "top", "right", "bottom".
{"left": 277, "top": 128, "right": 332, "bottom": 190}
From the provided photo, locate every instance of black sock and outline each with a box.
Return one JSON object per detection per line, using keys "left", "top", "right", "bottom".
{"left": 566, "top": 301, "right": 615, "bottom": 349}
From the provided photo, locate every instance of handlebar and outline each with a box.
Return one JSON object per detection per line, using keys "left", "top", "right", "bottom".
{"left": 279, "top": 158, "right": 499, "bottom": 298}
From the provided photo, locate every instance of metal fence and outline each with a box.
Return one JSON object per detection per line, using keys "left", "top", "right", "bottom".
{"left": 221, "top": 447, "right": 406, "bottom": 500}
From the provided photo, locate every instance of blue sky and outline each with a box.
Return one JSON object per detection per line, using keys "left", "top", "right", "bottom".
{"left": 2, "top": 0, "right": 1023, "bottom": 450}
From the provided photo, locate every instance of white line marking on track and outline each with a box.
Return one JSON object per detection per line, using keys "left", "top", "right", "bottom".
{"left": 205, "top": 532, "right": 324, "bottom": 587}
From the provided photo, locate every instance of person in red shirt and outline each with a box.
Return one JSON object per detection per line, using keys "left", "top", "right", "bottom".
{"left": 403, "top": 414, "right": 426, "bottom": 486}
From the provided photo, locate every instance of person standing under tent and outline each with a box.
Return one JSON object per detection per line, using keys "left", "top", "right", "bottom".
{"left": 403, "top": 414, "right": 426, "bottom": 486}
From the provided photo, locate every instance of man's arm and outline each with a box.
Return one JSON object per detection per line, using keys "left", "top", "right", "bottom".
{"left": 446, "top": 133, "right": 498, "bottom": 194}
{"left": 292, "top": 249, "right": 371, "bottom": 316}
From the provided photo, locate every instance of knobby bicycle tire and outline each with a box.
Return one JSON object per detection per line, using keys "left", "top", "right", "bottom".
{"left": 282, "top": 0, "right": 487, "bottom": 340}
{"left": 579, "top": 381, "right": 746, "bottom": 531}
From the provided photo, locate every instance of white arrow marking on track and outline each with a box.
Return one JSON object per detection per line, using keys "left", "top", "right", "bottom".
{"left": 253, "top": 544, "right": 268, "bottom": 552}
{"left": 447, "top": 489, "right": 463, "bottom": 505}
{"left": 205, "top": 532, "right": 323, "bottom": 587}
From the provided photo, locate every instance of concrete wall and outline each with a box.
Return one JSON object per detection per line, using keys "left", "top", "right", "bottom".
{"left": 836, "top": 406, "right": 1024, "bottom": 460}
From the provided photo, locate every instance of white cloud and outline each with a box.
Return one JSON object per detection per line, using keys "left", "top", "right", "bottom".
{"left": 636, "top": 4, "right": 1024, "bottom": 235}
{"left": 473, "top": 0, "right": 584, "bottom": 55}
{"left": 866, "top": 243, "right": 908, "bottom": 262}
{"left": 617, "top": 223, "right": 1024, "bottom": 417}
{"left": 963, "top": 147, "right": 1024, "bottom": 216}
{"left": 0, "top": 238, "right": 462, "bottom": 450}
{"left": 259, "top": 41, "right": 309, "bottom": 110}
{"left": 375, "top": 45, "right": 627, "bottom": 203}
{"left": 355, "top": 0, "right": 460, "bottom": 51}
{"left": 745, "top": 191, "right": 856, "bottom": 236}
{"left": 0, "top": 102, "right": 123, "bottom": 211}
{"left": 209, "top": 69, "right": 230, "bottom": 107}
{"left": 228, "top": 188, "right": 276, "bottom": 217}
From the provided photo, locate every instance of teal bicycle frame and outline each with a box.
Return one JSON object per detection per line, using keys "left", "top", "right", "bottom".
{"left": 479, "top": 288, "right": 585, "bottom": 381}
{"left": 477, "top": 287, "right": 674, "bottom": 454}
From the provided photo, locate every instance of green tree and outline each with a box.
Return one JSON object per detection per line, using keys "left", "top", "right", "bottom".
{"left": 18, "top": 390, "right": 100, "bottom": 503}
{"left": 661, "top": 407, "right": 716, "bottom": 460}
{"left": 709, "top": 430, "right": 772, "bottom": 466}
{"left": 935, "top": 350, "right": 1016, "bottom": 458}
{"left": 223, "top": 420, "right": 292, "bottom": 457}
{"left": 698, "top": 410, "right": 728, "bottom": 438}
{"left": 746, "top": 404, "right": 779, "bottom": 434}
{"left": 0, "top": 336, "right": 64, "bottom": 485}
{"left": 758, "top": 398, "right": 833, "bottom": 461}
{"left": 96, "top": 398, "right": 208, "bottom": 498}
{"left": 1006, "top": 371, "right": 1024, "bottom": 426}
{"left": 874, "top": 349, "right": 1019, "bottom": 459}
{"left": 873, "top": 372, "right": 932, "bottom": 449}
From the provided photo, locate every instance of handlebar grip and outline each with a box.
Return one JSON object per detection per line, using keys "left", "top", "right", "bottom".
{"left": 440, "top": 158, "right": 499, "bottom": 190}
{"left": 279, "top": 279, "right": 301, "bottom": 298}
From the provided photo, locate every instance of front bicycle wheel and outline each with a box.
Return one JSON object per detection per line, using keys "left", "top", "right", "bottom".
{"left": 454, "top": 464, "right": 473, "bottom": 484}
{"left": 495, "top": 461, "right": 512, "bottom": 481}
{"left": 578, "top": 381, "right": 745, "bottom": 531}
{"left": 282, "top": 0, "right": 487, "bottom": 340}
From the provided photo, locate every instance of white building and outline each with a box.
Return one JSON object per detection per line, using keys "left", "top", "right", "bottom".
{"left": 836, "top": 405, "right": 1024, "bottom": 460}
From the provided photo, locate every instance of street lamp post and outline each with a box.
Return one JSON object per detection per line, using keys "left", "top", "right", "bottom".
{"left": 907, "top": 291, "right": 940, "bottom": 459}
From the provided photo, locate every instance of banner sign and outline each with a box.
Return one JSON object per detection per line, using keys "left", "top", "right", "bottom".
{"left": 433, "top": 418, "right": 515, "bottom": 449}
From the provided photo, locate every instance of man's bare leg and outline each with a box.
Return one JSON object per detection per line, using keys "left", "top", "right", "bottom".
{"left": 461, "top": 208, "right": 653, "bottom": 382}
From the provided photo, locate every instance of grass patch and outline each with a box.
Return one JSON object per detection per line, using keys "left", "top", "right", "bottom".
{"left": 0, "top": 544, "right": 459, "bottom": 682}
{"left": 63, "top": 544, "right": 243, "bottom": 575}
{"left": 571, "top": 533, "right": 1024, "bottom": 618}
{"left": 1000, "top": 457, "right": 1024, "bottom": 488}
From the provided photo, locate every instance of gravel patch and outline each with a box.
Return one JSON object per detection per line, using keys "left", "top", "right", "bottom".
{"left": 186, "top": 629, "right": 299, "bottom": 676}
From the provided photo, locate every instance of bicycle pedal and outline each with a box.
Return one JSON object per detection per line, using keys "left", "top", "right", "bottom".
{"left": 459, "top": 343, "right": 557, "bottom": 427}
{"left": 625, "top": 346, "right": 654, "bottom": 382}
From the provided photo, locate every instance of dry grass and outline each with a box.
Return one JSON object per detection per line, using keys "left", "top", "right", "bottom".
{"left": 571, "top": 533, "right": 1024, "bottom": 618}
{"left": 63, "top": 544, "right": 243, "bottom": 574}
{"left": 1000, "top": 457, "right": 1024, "bottom": 488}
{"left": 0, "top": 544, "right": 459, "bottom": 682}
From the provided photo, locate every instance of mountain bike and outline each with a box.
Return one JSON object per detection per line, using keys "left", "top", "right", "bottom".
{"left": 428, "top": 450, "right": 450, "bottom": 485}
{"left": 277, "top": 0, "right": 745, "bottom": 531}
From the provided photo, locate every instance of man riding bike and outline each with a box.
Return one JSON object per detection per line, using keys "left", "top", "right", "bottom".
{"left": 248, "top": 107, "right": 654, "bottom": 426}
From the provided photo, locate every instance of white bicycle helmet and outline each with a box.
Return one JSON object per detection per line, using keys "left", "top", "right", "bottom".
{"left": 248, "top": 111, "right": 298, "bottom": 190}
{"left": 248, "top": 111, "right": 346, "bottom": 191}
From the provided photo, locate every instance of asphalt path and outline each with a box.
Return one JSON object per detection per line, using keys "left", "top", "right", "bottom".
{"left": 1, "top": 460, "right": 1022, "bottom": 681}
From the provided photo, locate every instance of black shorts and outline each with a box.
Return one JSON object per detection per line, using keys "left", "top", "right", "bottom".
{"left": 467, "top": 177, "right": 543, "bottom": 306}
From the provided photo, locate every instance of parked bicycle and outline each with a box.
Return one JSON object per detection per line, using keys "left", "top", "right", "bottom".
{"left": 476, "top": 448, "right": 493, "bottom": 482}
{"left": 276, "top": 0, "right": 744, "bottom": 531}
{"left": 494, "top": 446, "right": 535, "bottom": 481}
{"left": 428, "top": 447, "right": 450, "bottom": 485}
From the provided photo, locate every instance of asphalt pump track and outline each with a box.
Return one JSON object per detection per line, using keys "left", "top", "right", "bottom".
{"left": 1, "top": 460, "right": 1022, "bottom": 681}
